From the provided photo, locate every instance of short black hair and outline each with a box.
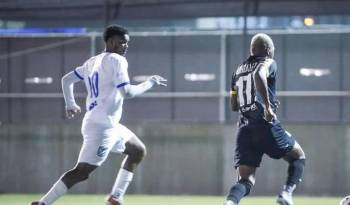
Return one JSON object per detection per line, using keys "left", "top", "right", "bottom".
{"left": 103, "top": 25, "right": 128, "bottom": 43}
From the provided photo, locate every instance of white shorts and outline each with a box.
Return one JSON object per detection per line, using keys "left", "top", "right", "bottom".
{"left": 77, "top": 123, "right": 135, "bottom": 166}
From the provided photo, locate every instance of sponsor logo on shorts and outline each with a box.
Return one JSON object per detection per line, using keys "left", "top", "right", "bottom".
{"left": 97, "top": 146, "right": 108, "bottom": 157}
{"left": 240, "top": 104, "right": 257, "bottom": 112}
{"left": 340, "top": 195, "right": 350, "bottom": 205}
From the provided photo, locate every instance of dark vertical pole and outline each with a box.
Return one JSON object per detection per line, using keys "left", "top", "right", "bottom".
{"left": 6, "top": 38, "right": 11, "bottom": 123}
{"left": 22, "top": 41, "right": 28, "bottom": 122}
{"left": 170, "top": 36, "right": 175, "bottom": 121}
{"left": 61, "top": 38, "right": 66, "bottom": 122}
{"left": 242, "top": 0, "right": 249, "bottom": 57}
{"left": 339, "top": 34, "right": 344, "bottom": 121}
{"left": 219, "top": 34, "right": 227, "bottom": 123}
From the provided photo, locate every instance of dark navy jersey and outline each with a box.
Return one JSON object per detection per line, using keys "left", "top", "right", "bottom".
{"left": 231, "top": 56, "right": 278, "bottom": 121}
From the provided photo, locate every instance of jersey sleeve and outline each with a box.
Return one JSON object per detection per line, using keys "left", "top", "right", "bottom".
{"left": 114, "top": 56, "right": 130, "bottom": 88}
{"left": 268, "top": 60, "right": 277, "bottom": 77}
{"left": 257, "top": 58, "right": 275, "bottom": 78}
{"left": 73, "top": 62, "right": 86, "bottom": 80}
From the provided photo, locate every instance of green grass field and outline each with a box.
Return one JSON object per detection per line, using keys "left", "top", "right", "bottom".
{"left": 0, "top": 194, "right": 342, "bottom": 205}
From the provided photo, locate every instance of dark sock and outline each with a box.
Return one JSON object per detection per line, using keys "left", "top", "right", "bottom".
{"left": 286, "top": 158, "right": 305, "bottom": 192}
{"left": 227, "top": 179, "right": 253, "bottom": 204}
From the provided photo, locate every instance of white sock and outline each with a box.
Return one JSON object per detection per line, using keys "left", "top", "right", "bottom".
{"left": 40, "top": 180, "right": 68, "bottom": 205}
{"left": 111, "top": 169, "right": 134, "bottom": 200}
{"left": 283, "top": 184, "right": 296, "bottom": 194}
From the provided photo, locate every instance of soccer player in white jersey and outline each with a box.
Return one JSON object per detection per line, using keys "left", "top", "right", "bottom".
{"left": 30, "top": 25, "right": 167, "bottom": 205}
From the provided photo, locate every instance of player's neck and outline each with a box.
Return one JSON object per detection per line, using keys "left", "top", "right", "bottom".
{"left": 105, "top": 49, "right": 114, "bottom": 53}
{"left": 105, "top": 46, "right": 117, "bottom": 53}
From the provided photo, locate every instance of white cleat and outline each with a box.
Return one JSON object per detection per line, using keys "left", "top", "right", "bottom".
{"left": 223, "top": 200, "right": 237, "bottom": 205}
{"left": 276, "top": 191, "right": 294, "bottom": 205}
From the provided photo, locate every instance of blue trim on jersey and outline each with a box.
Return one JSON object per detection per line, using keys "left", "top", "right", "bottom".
{"left": 74, "top": 69, "right": 84, "bottom": 80}
{"left": 116, "top": 82, "right": 129, "bottom": 88}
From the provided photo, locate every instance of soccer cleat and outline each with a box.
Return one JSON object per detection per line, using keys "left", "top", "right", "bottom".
{"left": 105, "top": 195, "right": 123, "bottom": 205}
{"left": 223, "top": 200, "right": 237, "bottom": 205}
{"left": 276, "top": 191, "right": 294, "bottom": 205}
{"left": 29, "top": 202, "right": 45, "bottom": 205}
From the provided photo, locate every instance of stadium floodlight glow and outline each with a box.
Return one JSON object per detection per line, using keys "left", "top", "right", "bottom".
{"left": 299, "top": 68, "right": 331, "bottom": 77}
{"left": 304, "top": 16, "right": 315, "bottom": 27}
{"left": 25, "top": 77, "right": 53, "bottom": 84}
{"left": 314, "top": 70, "right": 323, "bottom": 77}
{"left": 184, "top": 73, "right": 216, "bottom": 82}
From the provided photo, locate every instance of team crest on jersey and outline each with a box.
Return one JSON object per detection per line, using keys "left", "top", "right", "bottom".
{"left": 97, "top": 146, "right": 108, "bottom": 157}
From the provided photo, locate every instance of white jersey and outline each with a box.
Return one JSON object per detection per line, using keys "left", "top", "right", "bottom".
{"left": 74, "top": 52, "right": 130, "bottom": 128}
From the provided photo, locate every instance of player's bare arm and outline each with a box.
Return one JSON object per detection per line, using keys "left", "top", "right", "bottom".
{"left": 253, "top": 63, "right": 275, "bottom": 122}
{"left": 119, "top": 75, "right": 167, "bottom": 98}
{"left": 230, "top": 87, "right": 239, "bottom": 112}
{"left": 61, "top": 71, "right": 82, "bottom": 119}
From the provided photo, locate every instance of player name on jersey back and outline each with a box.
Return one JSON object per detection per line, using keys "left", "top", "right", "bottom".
{"left": 236, "top": 62, "right": 259, "bottom": 75}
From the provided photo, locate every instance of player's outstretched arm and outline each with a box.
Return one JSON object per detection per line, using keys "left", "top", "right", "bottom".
{"left": 62, "top": 71, "right": 82, "bottom": 119}
{"left": 119, "top": 75, "right": 167, "bottom": 99}
{"left": 253, "top": 65, "right": 276, "bottom": 122}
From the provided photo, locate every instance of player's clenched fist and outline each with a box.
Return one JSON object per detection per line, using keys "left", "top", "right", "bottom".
{"left": 65, "top": 104, "right": 81, "bottom": 119}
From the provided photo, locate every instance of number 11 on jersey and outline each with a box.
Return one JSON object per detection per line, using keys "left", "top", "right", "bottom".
{"left": 237, "top": 73, "right": 255, "bottom": 107}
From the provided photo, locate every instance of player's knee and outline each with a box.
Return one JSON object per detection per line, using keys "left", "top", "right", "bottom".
{"left": 238, "top": 178, "right": 254, "bottom": 196}
{"left": 141, "top": 145, "right": 147, "bottom": 158}
{"left": 285, "top": 145, "right": 306, "bottom": 162}
{"left": 294, "top": 142, "right": 306, "bottom": 159}
{"left": 134, "top": 144, "right": 147, "bottom": 161}
{"left": 298, "top": 147, "right": 306, "bottom": 159}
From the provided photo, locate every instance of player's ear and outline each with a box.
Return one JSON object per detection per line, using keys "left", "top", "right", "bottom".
{"left": 106, "top": 38, "right": 112, "bottom": 48}
{"left": 110, "top": 38, "right": 116, "bottom": 47}
{"left": 108, "top": 36, "right": 117, "bottom": 47}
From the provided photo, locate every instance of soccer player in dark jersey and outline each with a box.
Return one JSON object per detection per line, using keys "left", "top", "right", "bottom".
{"left": 223, "top": 33, "right": 306, "bottom": 205}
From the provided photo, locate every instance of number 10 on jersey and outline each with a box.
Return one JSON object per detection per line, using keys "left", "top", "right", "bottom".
{"left": 88, "top": 72, "right": 99, "bottom": 98}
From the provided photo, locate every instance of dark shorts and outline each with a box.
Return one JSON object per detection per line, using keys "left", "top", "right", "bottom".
{"left": 234, "top": 119, "right": 295, "bottom": 168}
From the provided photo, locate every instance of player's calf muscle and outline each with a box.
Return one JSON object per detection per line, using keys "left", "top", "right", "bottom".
{"left": 134, "top": 146, "right": 147, "bottom": 161}
{"left": 124, "top": 137, "right": 147, "bottom": 161}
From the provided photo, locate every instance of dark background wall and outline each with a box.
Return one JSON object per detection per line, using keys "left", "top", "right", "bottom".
{"left": 1, "top": 31, "right": 350, "bottom": 196}
{"left": 1, "top": 31, "right": 349, "bottom": 124}
{"left": 0, "top": 123, "right": 349, "bottom": 196}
